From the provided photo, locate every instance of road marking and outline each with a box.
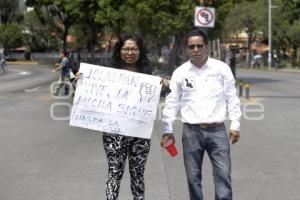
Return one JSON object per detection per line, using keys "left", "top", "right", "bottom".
{"left": 0, "top": 96, "right": 8, "bottom": 100}
{"left": 19, "top": 71, "right": 32, "bottom": 75}
{"left": 19, "top": 96, "right": 29, "bottom": 100}
{"left": 240, "top": 96, "right": 257, "bottom": 103}
{"left": 25, "top": 86, "right": 41, "bottom": 93}
{"left": 37, "top": 95, "right": 53, "bottom": 101}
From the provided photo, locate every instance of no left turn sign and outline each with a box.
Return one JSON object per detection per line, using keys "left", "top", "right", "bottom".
{"left": 194, "top": 6, "right": 215, "bottom": 28}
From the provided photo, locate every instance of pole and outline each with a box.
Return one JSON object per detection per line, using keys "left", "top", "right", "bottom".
{"left": 217, "top": 38, "right": 221, "bottom": 60}
{"left": 268, "top": 0, "right": 272, "bottom": 70}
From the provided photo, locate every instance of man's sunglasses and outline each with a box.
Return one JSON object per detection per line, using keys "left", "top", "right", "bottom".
{"left": 188, "top": 44, "right": 205, "bottom": 50}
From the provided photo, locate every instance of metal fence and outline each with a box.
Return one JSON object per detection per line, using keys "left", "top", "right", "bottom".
{"left": 7, "top": 52, "right": 112, "bottom": 66}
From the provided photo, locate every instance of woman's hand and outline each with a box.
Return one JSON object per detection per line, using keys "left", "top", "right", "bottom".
{"left": 160, "top": 78, "right": 170, "bottom": 90}
{"left": 75, "top": 72, "right": 83, "bottom": 80}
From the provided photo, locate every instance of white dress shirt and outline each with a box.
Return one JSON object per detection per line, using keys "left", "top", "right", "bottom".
{"left": 162, "top": 58, "right": 241, "bottom": 133}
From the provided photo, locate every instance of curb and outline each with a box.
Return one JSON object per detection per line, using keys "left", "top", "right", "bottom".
{"left": 238, "top": 67, "right": 300, "bottom": 73}
{"left": 277, "top": 69, "right": 300, "bottom": 73}
{"left": 6, "top": 61, "right": 39, "bottom": 65}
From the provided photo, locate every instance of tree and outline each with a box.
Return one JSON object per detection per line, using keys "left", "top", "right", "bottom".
{"left": 282, "top": 0, "right": 300, "bottom": 24}
{"left": 0, "top": 0, "right": 24, "bottom": 49}
{"left": 94, "top": 0, "right": 190, "bottom": 69}
{"left": 25, "top": 0, "right": 79, "bottom": 51}
{"left": 223, "top": 0, "right": 266, "bottom": 66}
{"left": 95, "top": 0, "right": 126, "bottom": 37}
{"left": 0, "top": 0, "right": 23, "bottom": 24}
{"left": 23, "top": 10, "right": 59, "bottom": 51}
{"left": 208, "top": 0, "right": 236, "bottom": 39}
{"left": 222, "top": 0, "right": 300, "bottom": 65}
{"left": 110, "top": 0, "right": 199, "bottom": 70}
{"left": 128, "top": 0, "right": 235, "bottom": 69}
{"left": 275, "top": 0, "right": 300, "bottom": 61}
{"left": 287, "top": 20, "right": 300, "bottom": 60}
{"left": 69, "top": 0, "right": 104, "bottom": 59}
{"left": 0, "top": 24, "right": 23, "bottom": 49}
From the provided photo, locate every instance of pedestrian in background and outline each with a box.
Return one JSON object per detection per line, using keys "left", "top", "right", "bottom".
{"left": 52, "top": 51, "right": 71, "bottom": 96}
{"left": 0, "top": 53, "right": 6, "bottom": 74}
{"left": 161, "top": 29, "right": 241, "bottom": 200}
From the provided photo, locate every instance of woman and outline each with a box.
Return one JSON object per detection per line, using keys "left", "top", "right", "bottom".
{"left": 104, "top": 34, "right": 153, "bottom": 200}
{"left": 77, "top": 34, "right": 169, "bottom": 200}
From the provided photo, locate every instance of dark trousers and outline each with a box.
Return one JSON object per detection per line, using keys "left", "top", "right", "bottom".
{"left": 103, "top": 133, "right": 151, "bottom": 200}
{"left": 54, "top": 76, "right": 70, "bottom": 95}
{"left": 182, "top": 123, "right": 232, "bottom": 200}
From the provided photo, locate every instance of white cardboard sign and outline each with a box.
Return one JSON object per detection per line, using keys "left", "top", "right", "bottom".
{"left": 69, "top": 63, "right": 161, "bottom": 139}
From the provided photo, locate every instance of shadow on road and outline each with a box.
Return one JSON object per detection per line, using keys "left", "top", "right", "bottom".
{"left": 237, "top": 77, "right": 279, "bottom": 84}
{"left": 254, "top": 95, "right": 300, "bottom": 99}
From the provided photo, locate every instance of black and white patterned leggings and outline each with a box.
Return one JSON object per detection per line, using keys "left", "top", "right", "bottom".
{"left": 103, "top": 132, "right": 151, "bottom": 200}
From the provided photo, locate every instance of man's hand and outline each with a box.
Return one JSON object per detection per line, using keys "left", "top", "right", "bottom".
{"left": 160, "top": 133, "right": 175, "bottom": 147}
{"left": 52, "top": 63, "right": 62, "bottom": 72}
{"left": 229, "top": 130, "right": 240, "bottom": 144}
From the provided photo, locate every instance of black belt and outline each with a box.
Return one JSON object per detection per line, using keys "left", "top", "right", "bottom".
{"left": 184, "top": 122, "right": 224, "bottom": 129}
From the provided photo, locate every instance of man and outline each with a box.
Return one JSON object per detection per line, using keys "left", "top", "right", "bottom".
{"left": 52, "top": 51, "right": 71, "bottom": 95}
{"left": 0, "top": 52, "right": 6, "bottom": 74}
{"left": 161, "top": 29, "right": 241, "bottom": 200}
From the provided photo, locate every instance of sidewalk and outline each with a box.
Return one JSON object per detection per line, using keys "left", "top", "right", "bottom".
{"left": 238, "top": 66, "right": 300, "bottom": 73}
{"left": 6, "top": 61, "right": 38, "bottom": 65}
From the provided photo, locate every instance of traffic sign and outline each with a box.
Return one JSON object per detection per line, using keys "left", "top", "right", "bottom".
{"left": 194, "top": 6, "right": 215, "bottom": 28}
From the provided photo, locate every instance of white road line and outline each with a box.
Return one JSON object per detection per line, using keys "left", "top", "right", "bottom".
{"left": 19, "top": 71, "right": 32, "bottom": 75}
{"left": 25, "top": 86, "right": 41, "bottom": 92}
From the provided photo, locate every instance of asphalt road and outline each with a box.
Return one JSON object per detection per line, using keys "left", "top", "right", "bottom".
{"left": 1, "top": 65, "right": 300, "bottom": 200}
{"left": 233, "top": 69, "right": 300, "bottom": 200}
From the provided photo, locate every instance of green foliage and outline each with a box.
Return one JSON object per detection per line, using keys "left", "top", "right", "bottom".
{"left": 223, "top": 0, "right": 266, "bottom": 36}
{"left": 70, "top": 0, "right": 104, "bottom": 53}
{"left": 21, "top": 0, "right": 300, "bottom": 63}
{"left": 25, "top": 0, "right": 79, "bottom": 50}
{"left": 269, "top": 0, "right": 300, "bottom": 60}
{"left": 0, "top": 0, "right": 24, "bottom": 24}
{"left": 22, "top": 0, "right": 238, "bottom": 55}
{"left": 281, "top": 0, "right": 300, "bottom": 24}
{"left": 23, "top": 11, "right": 59, "bottom": 51}
{"left": 0, "top": 0, "right": 24, "bottom": 49}
{"left": 274, "top": 0, "right": 300, "bottom": 46}
{"left": 287, "top": 20, "right": 300, "bottom": 45}
{"left": 0, "top": 24, "right": 23, "bottom": 49}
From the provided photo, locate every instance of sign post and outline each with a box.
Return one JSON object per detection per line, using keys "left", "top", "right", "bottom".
{"left": 194, "top": 6, "right": 215, "bottom": 28}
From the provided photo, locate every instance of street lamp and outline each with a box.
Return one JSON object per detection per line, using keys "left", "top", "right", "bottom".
{"left": 268, "top": 0, "right": 277, "bottom": 70}
{"left": 268, "top": 0, "right": 272, "bottom": 70}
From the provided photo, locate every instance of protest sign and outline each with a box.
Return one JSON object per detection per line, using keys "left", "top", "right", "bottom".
{"left": 70, "top": 63, "right": 161, "bottom": 139}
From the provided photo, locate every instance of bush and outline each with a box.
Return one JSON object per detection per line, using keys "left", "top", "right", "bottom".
{"left": 277, "top": 60, "right": 292, "bottom": 68}
{"left": 291, "top": 60, "right": 300, "bottom": 68}
{"left": 6, "top": 58, "right": 18, "bottom": 61}
{"left": 24, "top": 51, "right": 31, "bottom": 60}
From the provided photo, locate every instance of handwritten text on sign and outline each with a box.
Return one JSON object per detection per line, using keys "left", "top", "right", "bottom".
{"left": 69, "top": 63, "right": 161, "bottom": 139}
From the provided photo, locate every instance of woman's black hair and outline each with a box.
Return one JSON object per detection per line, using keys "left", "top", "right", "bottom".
{"left": 62, "top": 50, "right": 69, "bottom": 57}
{"left": 112, "top": 34, "right": 151, "bottom": 74}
